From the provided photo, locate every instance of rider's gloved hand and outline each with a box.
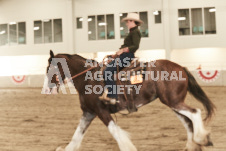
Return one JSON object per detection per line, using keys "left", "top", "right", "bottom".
{"left": 116, "top": 49, "right": 124, "bottom": 55}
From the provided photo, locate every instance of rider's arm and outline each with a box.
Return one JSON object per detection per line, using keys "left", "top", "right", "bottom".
{"left": 128, "top": 30, "right": 141, "bottom": 53}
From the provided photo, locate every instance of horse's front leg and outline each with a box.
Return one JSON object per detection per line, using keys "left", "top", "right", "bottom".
{"left": 98, "top": 110, "right": 137, "bottom": 151}
{"left": 56, "top": 112, "right": 96, "bottom": 151}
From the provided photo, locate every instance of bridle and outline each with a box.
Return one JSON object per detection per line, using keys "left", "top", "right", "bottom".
{"left": 69, "top": 66, "right": 97, "bottom": 81}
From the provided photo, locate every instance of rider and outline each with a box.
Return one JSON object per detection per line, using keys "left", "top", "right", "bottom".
{"left": 99, "top": 12, "right": 143, "bottom": 104}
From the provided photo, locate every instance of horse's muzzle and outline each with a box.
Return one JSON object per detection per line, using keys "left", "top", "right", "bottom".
{"left": 44, "top": 86, "right": 58, "bottom": 94}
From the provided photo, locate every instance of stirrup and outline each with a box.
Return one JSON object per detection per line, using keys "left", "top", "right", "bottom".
{"left": 103, "top": 98, "right": 119, "bottom": 105}
{"left": 99, "top": 90, "right": 120, "bottom": 105}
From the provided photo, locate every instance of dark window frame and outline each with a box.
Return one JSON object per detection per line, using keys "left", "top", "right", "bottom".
{"left": 34, "top": 18, "right": 63, "bottom": 44}
{"left": 178, "top": 7, "right": 217, "bottom": 36}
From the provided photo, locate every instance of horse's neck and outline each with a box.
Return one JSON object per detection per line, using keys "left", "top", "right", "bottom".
{"left": 67, "top": 57, "right": 89, "bottom": 93}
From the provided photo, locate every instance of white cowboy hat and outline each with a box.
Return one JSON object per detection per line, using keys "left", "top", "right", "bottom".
{"left": 121, "top": 13, "right": 144, "bottom": 25}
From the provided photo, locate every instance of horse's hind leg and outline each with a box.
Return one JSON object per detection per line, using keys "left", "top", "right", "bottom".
{"left": 174, "top": 111, "right": 203, "bottom": 151}
{"left": 98, "top": 111, "right": 137, "bottom": 151}
{"left": 56, "top": 112, "right": 96, "bottom": 151}
{"left": 173, "top": 103, "right": 212, "bottom": 147}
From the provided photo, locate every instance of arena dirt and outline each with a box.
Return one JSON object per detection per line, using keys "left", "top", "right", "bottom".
{"left": 0, "top": 87, "right": 225, "bottom": 151}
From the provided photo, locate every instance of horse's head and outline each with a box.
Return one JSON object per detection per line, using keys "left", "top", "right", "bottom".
{"left": 44, "top": 50, "right": 65, "bottom": 94}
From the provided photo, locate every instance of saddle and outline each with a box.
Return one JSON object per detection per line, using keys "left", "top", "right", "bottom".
{"left": 119, "top": 59, "right": 147, "bottom": 113}
{"left": 101, "top": 55, "right": 147, "bottom": 113}
{"left": 120, "top": 59, "right": 146, "bottom": 83}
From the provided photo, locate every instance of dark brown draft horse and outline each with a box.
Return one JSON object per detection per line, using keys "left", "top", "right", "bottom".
{"left": 44, "top": 50, "right": 215, "bottom": 151}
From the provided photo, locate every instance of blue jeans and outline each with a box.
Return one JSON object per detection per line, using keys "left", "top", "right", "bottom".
{"left": 103, "top": 52, "right": 135, "bottom": 99}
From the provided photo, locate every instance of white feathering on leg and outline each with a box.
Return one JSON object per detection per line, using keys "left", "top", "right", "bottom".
{"left": 178, "top": 109, "right": 209, "bottom": 145}
{"left": 108, "top": 121, "right": 137, "bottom": 151}
{"left": 174, "top": 112, "right": 203, "bottom": 151}
{"left": 56, "top": 146, "right": 65, "bottom": 151}
{"left": 65, "top": 118, "right": 87, "bottom": 151}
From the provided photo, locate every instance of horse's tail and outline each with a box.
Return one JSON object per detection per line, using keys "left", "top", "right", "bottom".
{"left": 183, "top": 67, "right": 216, "bottom": 122}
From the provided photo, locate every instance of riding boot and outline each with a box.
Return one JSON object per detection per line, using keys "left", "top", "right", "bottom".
{"left": 127, "top": 94, "right": 138, "bottom": 113}
{"left": 99, "top": 89, "right": 119, "bottom": 105}
{"left": 127, "top": 104, "right": 138, "bottom": 113}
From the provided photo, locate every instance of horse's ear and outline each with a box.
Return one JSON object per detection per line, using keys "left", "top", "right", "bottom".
{"left": 50, "top": 50, "right": 54, "bottom": 58}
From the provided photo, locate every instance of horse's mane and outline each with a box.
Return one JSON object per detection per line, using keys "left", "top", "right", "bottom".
{"left": 56, "top": 53, "right": 98, "bottom": 64}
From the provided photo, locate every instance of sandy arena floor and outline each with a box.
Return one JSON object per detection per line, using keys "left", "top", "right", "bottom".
{"left": 0, "top": 87, "right": 225, "bottom": 151}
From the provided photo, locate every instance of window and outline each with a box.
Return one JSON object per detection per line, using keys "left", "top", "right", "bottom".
{"left": 204, "top": 7, "right": 216, "bottom": 34}
{"left": 178, "top": 9, "right": 190, "bottom": 35}
{"left": 0, "top": 22, "right": 26, "bottom": 46}
{"left": 88, "top": 14, "right": 115, "bottom": 40}
{"left": 139, "top": 11, "right": 149, "bottom": 37}
{"left": 120, "top": 13, "right": 128, "bottom": 38}
{"left": 0, "top": 24, "right": 8, "bottom": 46}
{"left": 154, "top": 10, "right": 162, "bottom": 24}
{"left": 178, "top": 7, "right": 216, "bottom": 36}
{"left": 106, "top": 14, "right": 115, "bottom": 39}
{"left": 88, "top": 16, "right": 96, "bottom": 40}
{"left": 191, "top": 8, "right": 203, "bottom": 35}
{"left": 76, "top": 17, "right": 83, "bottom": 29}
{"left": 54, "top": 19, "right": 63, "bottom": 43}
{"left": 44, "top": 20, "right": 52, "bottom": 43}
{"left": 18, "top": 22, "right": 26, "bottom": 44}
{"left": 9, "top": 22, "right": 17, "bottom": 45}
{"left": 97, "top": 15, "right": 105, "bottom": 40}
{"left": 34, "top": 18, "right": 62, "bottom": 44}
{"left": 34, "top": 20, "right": 42, "bottom": 44}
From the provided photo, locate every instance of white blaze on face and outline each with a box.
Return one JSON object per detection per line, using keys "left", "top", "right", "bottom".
{"left": 41, "top": 76, "right": 50, "bottom": 94}
{"left": 41, "top": 75, "right": 58, "bottom": 94}
{"left": 51, "top": 87, "right": 58, "bottom": 94}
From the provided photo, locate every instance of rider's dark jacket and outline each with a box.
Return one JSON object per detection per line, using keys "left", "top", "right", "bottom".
{"left": 120, "top": 26, "right": 141, "bottom": 53}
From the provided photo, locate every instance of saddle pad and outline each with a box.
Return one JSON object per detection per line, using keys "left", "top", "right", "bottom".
{"left": 130, "top": 74, "right": 143, "bottom": 84}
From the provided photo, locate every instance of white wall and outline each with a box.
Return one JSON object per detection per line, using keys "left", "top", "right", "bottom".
{"left": 0, "top": 0, "right": 75, "bottom": 82}
{"left": 0, "top": 0, "right": 74, "bottom": 56}
{"left": 1, "top": 0, "right": 226, "bottom": 57}
{"left": 74, "top": 0, "right": 226, "bottom": 65}
{"left": 168, "top": 0, "right": 226, "bottom": 72}
{"left": 169, "top": 0, "right": 226, "bottom": 49}
{"left": 171, "top": 48, "right": 226, "bottom": 70}
{"left": 0, "top": 0, "right": 226, "bottom": 87}
{"left": 74, "top": 0, "right": 165, "bottom": 53}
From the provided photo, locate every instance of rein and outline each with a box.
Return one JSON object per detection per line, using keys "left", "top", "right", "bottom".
{"left": 69, "top": 66, "right": 97, "bottom": 80}
{"left": 67, "top": 54, "right": 118, "bottom": 81}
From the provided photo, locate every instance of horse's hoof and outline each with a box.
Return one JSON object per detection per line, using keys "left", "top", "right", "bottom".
{"left": 204, "top": 134, "right": 214, "bottom": 146}
{"left": 205, "top": 140, "right": 213, "bottom": 146}
{"left": 184, "top": 147, "right": 203, "bottom": 151}
{"left": 184, "top": 143, "right": 203, "bottom": 151}
{"left": 56, "top": 146, "right": 65, "bottom": 151}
